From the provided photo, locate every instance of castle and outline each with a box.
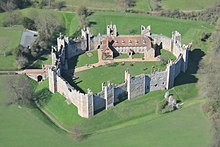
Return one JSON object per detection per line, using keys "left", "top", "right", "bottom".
{"left": 46, "top": 24, "right": 191, "bottom": 118}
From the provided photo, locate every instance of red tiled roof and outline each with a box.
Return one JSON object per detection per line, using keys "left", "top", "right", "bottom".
{"left": 103, "top": 35, "right": 152, "bottom": 49}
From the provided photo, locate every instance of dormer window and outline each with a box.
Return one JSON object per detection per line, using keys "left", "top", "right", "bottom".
{"left": 129, "top": 40, "right": 132, "bottom": 43}
{"left": 115, "top": 40, "right": 118, "bottom": 43}
{"left": 143, "top": 40, "right": 146, "bottom": 44}
{"left": 135, "top": 40, "right": 138, "bottom": 43}
{"left": 122, "top": 40, "right": 125, "bottom": 43}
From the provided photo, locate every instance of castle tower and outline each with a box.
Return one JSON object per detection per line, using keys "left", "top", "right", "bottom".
{"left": 171, "top": 31, "right": 181, "bottom": 52}
{"left": 141, "top": 25, "right": 151, "bottom": 36}
{"left": 124, "top": 70, "right": 129, "bottom": 81}
{"left": 78, "top": 89, "right": 94, "bottom": 118}
{"left": 107, "top": 23, "right": 117, "bottom": 37}
{"left": 126, "top": 73, "right": 131, "bottom": 100}
{"left": 57, "top": 33, "right": 69, "bottom": 52}
{"left": 51, "top": 46, "right": 57, "bottom": 66}
{"left": 81, "top": 26, "right": 91, "bottom": 51}
{"left": 48, "top": 67, "right": 57, "bottom": 93}
{"left": 181, "top": 44, "right": 190, "bottom": 72}
{"left": 166, "top": 60, "right": 175, "bottom": 89}
{"left": 104, "top": 81, "right": 114, "bottom": 110}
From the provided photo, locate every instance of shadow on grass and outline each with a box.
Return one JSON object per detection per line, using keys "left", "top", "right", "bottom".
{"left": 62, "top": 72, "right": 85, "bottom": 94}
{"left": 174, "top": 48, "right": 205, "bottom": 86}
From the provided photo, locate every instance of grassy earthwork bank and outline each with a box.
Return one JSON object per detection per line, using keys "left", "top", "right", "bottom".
{"left": 0, "top": 75, "right": 211, "bottom": 147}
{"left": 31, "top": 75, "right": 210, "bottom": 147}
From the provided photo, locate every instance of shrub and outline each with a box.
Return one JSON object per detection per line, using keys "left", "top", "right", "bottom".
{"left": 156, "top": 99, "right": 167, "bottom": 114}
{"left": 22, "top": 17, "right": 36, "bottom": 30}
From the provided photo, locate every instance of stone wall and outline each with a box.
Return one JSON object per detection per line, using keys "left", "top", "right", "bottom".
{"left": 147, "top": 71, "right": 167, "bottom": 91}
{"left": 114, "top": 83, "right": 127, "bottom": 104}
{"left": 48, "top": 67, "right": 94, "bottom": 118}
{"left": 94, "top": 92, "right": 105, "bottom": 112}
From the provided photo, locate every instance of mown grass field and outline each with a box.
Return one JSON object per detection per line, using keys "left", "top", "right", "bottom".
{"left": 59, "top": 0, "right": 150, "bottom": 11}
{"left": 161, "top": 0, "right": 220, "bottom": 10}
{"left": 0, "top": 26, "right": 23, "bottom": 53}
{"left": 60, "top": 0, "right": 219, "bottom": 11}
{"left": 0, "top": 26, "right": 23, "bottom": 70}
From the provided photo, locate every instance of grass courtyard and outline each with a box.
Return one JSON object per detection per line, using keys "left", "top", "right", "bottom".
{"left": 68, "top": 50, "right": 98, "bottom": 69}
{"left": 74, "top": 61, "right": 166, "bottom": 93}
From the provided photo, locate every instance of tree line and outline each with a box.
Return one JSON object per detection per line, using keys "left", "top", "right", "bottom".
{"left": 198, "top": 26, "right": 220, "bottom": 147}
{"left": 156, "top": 3, "right": 220, "bottom": 25}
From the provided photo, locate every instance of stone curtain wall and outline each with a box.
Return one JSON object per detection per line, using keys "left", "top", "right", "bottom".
{"left": 114, "top": 83, "right": 127, "bottom": 103}
{"left": 147, "top": 71, "right": 167, "bottom": 91}
{"left": 127, "top": 74, "right": 146, "bottom": 100}
{"left": 48, "top": 68, "right": 94, "bottom": 118}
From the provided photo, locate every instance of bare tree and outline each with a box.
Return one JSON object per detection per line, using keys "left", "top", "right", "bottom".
{"left": 6, "top": 76, "right": 33, "bottom": 106}
{"left": 0, "top": 1, "right": 16, "bottom": 12}
{"left": 3, "top": 10, "right": 23, "bottom": 27}
{"left": 77, "top": 6, "right": 89, "bottom": 27}
{"left": 116, "top": 0, "right": 136, "bottom": 11}
{"left": 34, "top": 11, "right": 64, "bottom": 42}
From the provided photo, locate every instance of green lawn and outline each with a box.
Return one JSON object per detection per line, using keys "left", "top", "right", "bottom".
{"left": 0, "top": 26, "right": 23, "bottom": 70}
{"left": 0, "top": 56, "right": 16, "bottom": 70}
{"left": 161, "top": 49, "right": 176, "bottom": 61}
{"left": 161, "top": 0, "right": 219, "bottom": 11}
{"left": 79, "top": 101, "right": 211, "bottom": 147}
{"left": 132, "top": 53, "right": 144, "bottom": 58}
{"left": 0, "top": 26, "right": 23, "bottom": 53}
{"left": 68, "top": 50, "right": 98, "bottom": 69}
{"left": 115, "top": 53, "right": 129, "bottom": 59}
{"left": 75, "top": 61, "right": 165, "bottom": 93}
{"left": 62, "top": 12, "right": 80, "bottom": 36}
